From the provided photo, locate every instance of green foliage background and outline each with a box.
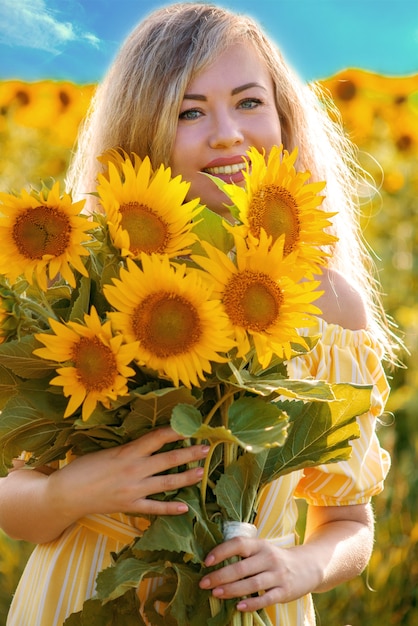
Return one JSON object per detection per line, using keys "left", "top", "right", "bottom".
{"left": 0, "top": 70, "right": 417, "bottom": 624}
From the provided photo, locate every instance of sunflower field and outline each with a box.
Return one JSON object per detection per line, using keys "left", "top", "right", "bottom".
{"left": 0, "top": 69, "right": 417, "bottom": 625}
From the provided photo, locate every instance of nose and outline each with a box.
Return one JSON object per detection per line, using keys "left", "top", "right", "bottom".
{"left": 208, "top": 111, "right": 244, "bottom": 149}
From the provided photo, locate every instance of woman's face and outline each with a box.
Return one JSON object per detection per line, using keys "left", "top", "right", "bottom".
{"left": 170, "top": 43, "right": 282, "bottom": 217}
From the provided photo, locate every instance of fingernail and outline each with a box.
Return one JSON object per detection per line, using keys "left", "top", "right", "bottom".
{"left": 201, "top": 445, "right": 210, "bottom": 454}
{"left": 213, "top": 587, "right": 224, "bottom": 597}
{"left": 236, "top": 601, "right": 247, "bottom": 610}
{"left": 205, "top": 554, "right": 215, "bottom": 566}
{"left": 177, "top": 503, "right": 188, "bottom": 513}
{"left": 196, "top": 467, "right": 204, "bottom": 477}
{"left": 200, "top": 577, "right": 210, "bottom": 588}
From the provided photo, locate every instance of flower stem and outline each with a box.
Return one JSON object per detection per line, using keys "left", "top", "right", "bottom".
{"left": 253, "top": 611, "right": 269, "bottom": 625}
{"left": 230, "top": 609, "right": 253, "bottom": 626}
{"left": 200, "top": 441, "right": 220, "bottom": 516}
{"left": 220, "top": 388, "right": 235, "bottom": 470}
{"left": 243, "top": 612, "right": 254, "bottom": 626}
{"left": 203, "top": 385, "right": 236, "bottom": 426}
{"left": 209, "top": 595, "right": 222, "bottom": 619}
{"left": 24, "top": 298, "right": 58, "bottom": 325}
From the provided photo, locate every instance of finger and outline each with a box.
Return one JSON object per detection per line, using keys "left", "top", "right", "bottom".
{"left": 140, "top": 465, "right": 205, "bottom": 497}
{"left": 147, "top": 443, "right": 210, "bottom": 476}
{"left": 211, "top": 571, "right": 269, "bottom": 600}
{"left": 128, "top": 427, "right": 186, "bottom": 456}
{"left": 128, "top": 497, "right": 191, "bottom": 516}
{"left": 204, "top": 536, "right": 256, "bottom": 568}
{"left": 200, "top": 551, "right": 260, "bottom": 591}
{"left": 236, "top": 587, "right": 285, "bottom": 612}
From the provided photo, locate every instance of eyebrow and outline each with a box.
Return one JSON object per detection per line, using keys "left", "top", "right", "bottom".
{"left": 183, "top": 82, "right": 265, "bottom": 101}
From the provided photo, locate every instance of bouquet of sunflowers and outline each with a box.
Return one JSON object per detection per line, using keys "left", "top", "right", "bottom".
{"left": 0, "top": 146, "right": 371, "bottom": 626}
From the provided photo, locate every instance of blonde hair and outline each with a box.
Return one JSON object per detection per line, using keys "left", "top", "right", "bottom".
{"left": 66, "top": 2, "right": 400, "bottom": 364}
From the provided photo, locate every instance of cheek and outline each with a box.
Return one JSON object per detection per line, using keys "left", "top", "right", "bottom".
{"left": 263, "top": 117, "right": 282, "bottom": 147}
{"left": 253, "top": 109, "right": 282, "bottom": 146}
{"left": 170, "top": 130, "right": 184, "bottom": 173}
{"left": 170, "top": 136, "right": 196, "bottom": 180}
{"left": 169, "top": 150, "right": 181, "bottom": 179}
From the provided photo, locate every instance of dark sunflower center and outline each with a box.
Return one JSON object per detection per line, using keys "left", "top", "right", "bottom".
{"left": 223, "top": 270, "right": 283, "bottom": 331}
{"left": 131, "top": 292, "right": 201, "bottom": 358}
{"left": 249, "top": 184, "right": 300, "bottom": 255}
{"left": 120, "top": 202, "right": 169, "bottom": 254}
{"left": 72, "top": 337, "right": 117, "bottom": 391}
{"left": 13, "top": 206, "right": 71, "bottom": 259}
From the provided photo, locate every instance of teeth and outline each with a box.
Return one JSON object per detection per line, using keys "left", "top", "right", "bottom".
{"left": 205, "top": 162, "right": 246, "bottom": 175}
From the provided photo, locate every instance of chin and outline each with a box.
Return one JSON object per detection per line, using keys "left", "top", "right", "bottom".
{"left": 210, "top": 205, "right": 234, "bottom": 222}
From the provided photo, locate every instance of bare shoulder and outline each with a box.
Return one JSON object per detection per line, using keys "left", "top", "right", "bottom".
{"left": 315, "top": 267, "right": 368, "bottom": 330}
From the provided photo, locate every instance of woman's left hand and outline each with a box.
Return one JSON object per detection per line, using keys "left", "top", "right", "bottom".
{"left": 199, "top": 537, "right": 319, "bottom": 612}
{"left": 199, "top": 503, "right": 374, "bottom": 612}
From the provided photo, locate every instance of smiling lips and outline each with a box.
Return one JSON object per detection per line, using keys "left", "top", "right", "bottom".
{"left": 204, "top": 161, "right": 247, "bottom": 176}
{"left": 203, "top": 157, "right": 249, "bottom": 182}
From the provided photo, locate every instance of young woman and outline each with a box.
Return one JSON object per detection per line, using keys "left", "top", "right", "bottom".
{"left": 0, "top": 4, "right": 398, "bottom": 625}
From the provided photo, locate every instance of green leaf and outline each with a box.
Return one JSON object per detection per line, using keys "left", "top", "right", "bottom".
{"left": 164, "top": 564, "right": 214, "bottom": 626}
{"left": 0, "top": 381, "right": 69, "bottom": 473}
{"left": 190, "top": 206, "right": 233, "bottom": 255}
{"left": 261, "top": 383, "right": 371, "bottom": 484}
{"left": 69, "top": 427, "right": 127, "bottom": 454}
{"left": 96, "top": 552, "right": 215, "bottom": 626}
{"left": 69, "top": 275, "right": 91, "bottom": 321}
{"left": 64, "top": 589, "right": 145, "bottom": 626}
{"left": 125, "top": 387, "right": 198, "bottom": 436}
{"left": 215, "top": 453, "right": 267, "bottom": 522}
{"left": 0, "top": 378, "right": 68, "bottom": 421}
{"left": 268, "top": 378, "right": 336, "bottom": 401}
{"left": 171, "top": 405, "right": 237, "bottom": 446}
{"left": 0, "top": 336, "right": 57, "bottom": 378}
{"left": 134, "top": 486, "right": 221, "bottom": 563}
{"left": 227, "top": 396, "right": 289, "bottom": 451}
{"left": 171, "top": 399, "right": 288, "bottom": 453}
{"left": 42, "top": 283, "right": 72, "bottom": 304}
{"left": 28, "top": 426, "right": 73, "bottom": 467}
{"left": 99, "top": 255, "right": 123, "bottom": 290}
{"left": 0, "top": 364, "right": 19, "bottom": 409}
{"left": 219, "top": 364, "right": 336, "bottom": 401}
{"left": 0, "top": 412, "right": 61, "bottom": 474}
{"left": 96, "top": 558, "right": 156, "bottom": 603}
{"left": 143, "top": 581, "right": 178, "bottom": 626}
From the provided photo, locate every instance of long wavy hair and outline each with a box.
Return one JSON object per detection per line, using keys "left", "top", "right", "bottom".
{"left": 66, "top": 2, "right": 400, "bottom": 364}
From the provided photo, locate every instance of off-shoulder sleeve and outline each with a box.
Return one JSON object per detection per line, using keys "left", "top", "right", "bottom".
{"left": 291, "top": 319, "right": 391, "bottom": 506}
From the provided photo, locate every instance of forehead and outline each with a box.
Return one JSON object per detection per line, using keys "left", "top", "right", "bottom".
{"left": 186, "top": 42, "right": 272, "bottom": 92}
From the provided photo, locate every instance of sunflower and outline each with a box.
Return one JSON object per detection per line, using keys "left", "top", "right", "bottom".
{"left": 217, "top": 145, "right": 337, "bottom": 271}
{"left": 34, "top": 307, "right": 138, "bottom": 421}
{"left": 0, "top": 182, "right": 93, "bottom": 290}
{"left": 192, "top": 230, "right": 322, "bottom": 367}
{"left": 103, "top": 255, "right": 235, "bottom": 387}
{"left": 96, "top": 148, "right": 143, "bottom": 181}
{"left": 96, "top": 151, "right": 202, "bottom": 259}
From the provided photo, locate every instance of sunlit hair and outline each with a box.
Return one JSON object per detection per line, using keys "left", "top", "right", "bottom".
{"left": 66, "top": 2, "right": 400, "bottom": 364}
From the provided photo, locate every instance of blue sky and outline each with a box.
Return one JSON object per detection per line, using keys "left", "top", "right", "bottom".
{"left": 0, "top": 0, "right": 417, "bottom": 83}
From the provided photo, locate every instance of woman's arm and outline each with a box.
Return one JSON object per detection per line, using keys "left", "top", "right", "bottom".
{"left": 316, "top": 267, "right": 368, "bottom": 331}
{"left": 0, "top": 427, "right": 209, "bottom": 544}
{"left": 303, "top": 502, "right": 374, "bottom": 592}
{"left": 198, "top": 502, "right": 374, "bottom": 612}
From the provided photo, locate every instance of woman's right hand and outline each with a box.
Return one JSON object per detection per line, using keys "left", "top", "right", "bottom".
{"left": 0, "top": 428, "right": 208, "bottom": 543}
{"left": 48, "top": 427, "right": 209, "bottom": 519}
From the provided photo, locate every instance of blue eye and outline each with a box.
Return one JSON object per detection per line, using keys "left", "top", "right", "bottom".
{"left": 239, "top": 98, "right": 263, "bottom": 109}
{"left": 179, "top": 108, "right": 202, "bottom": 120}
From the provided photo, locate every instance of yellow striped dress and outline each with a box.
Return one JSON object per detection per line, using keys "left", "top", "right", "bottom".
{"left": 6, "top": 320, "right": 391, "bottom": 626}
